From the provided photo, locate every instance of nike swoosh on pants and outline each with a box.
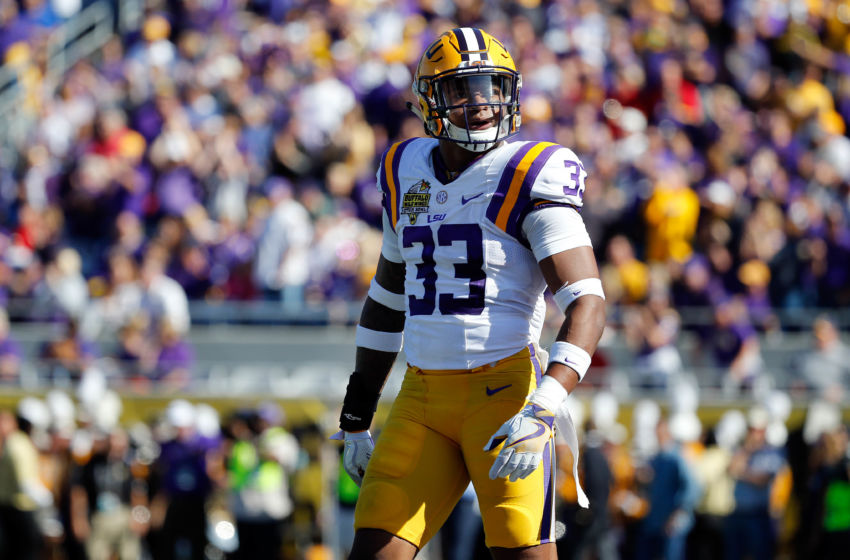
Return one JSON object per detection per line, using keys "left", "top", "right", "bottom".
{"left": 486, "top": 384, "right": 512, "bottom": 396}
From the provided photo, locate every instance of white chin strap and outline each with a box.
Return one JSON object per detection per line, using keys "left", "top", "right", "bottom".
{"left": 445, "top": 119, "right": 508, "bottom": 152}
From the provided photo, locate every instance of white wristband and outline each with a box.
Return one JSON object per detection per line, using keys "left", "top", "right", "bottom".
{"left": 548, "top": 341, "right": 592, "bottom": 382}
{"left": 355, "top": 325, "right": 403, "bottom": 352}
{"left": 552, "top": 278, "right": 605, "bottom": 312}
{"left": 368, "top": 278, "right": 406, "bottom": 311}
{"left": 529, "top": 375, "right": 569, "bottom": 413}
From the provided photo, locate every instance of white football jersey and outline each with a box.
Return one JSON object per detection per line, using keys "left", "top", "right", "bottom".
{"left": 377, "top": 137, "right": 589, "bottom": 369}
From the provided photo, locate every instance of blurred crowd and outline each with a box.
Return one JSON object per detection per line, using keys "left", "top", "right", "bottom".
{"left": 1, "top": 383, "right": 848, "bottom": 560}
{"left": 0, "top": 392, "right": 336, "bottom": 560}
{"left": 1, "top": 0, "right": 850, "bottom": 395}
{"left": 549, "top": 386, "right": 850, "bottom": 560}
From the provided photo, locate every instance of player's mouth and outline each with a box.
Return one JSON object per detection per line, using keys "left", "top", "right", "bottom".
{"left": 468, "top": 117, "right": 496, "bottom": 130}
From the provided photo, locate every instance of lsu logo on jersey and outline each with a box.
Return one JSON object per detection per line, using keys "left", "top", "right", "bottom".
{"left": 401, "top": 179, "right": 432, "bottom": 224}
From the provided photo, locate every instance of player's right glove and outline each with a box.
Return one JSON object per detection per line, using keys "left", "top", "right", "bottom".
{"left": 330, "top": 430, "right": 374, "bottom": 486}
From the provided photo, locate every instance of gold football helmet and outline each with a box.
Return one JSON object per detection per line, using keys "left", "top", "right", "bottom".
{"left": 412, "top": 28, "right": 521, "bottom": 152}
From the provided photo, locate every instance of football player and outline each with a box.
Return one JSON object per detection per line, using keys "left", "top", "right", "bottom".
{"left": 332, "top": 27, "right": 606, "bottom": 560}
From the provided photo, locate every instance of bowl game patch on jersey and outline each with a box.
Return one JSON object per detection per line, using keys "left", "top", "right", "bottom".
{"left": 401, "top": 180, "right": 432, "bottom": 224}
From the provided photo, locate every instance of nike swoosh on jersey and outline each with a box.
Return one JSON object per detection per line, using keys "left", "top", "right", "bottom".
{"left": 486, "top": 384, "right": 512, "bottom": 396}
{"left": 461, "top": 192, "right": 485, "bottom": 204}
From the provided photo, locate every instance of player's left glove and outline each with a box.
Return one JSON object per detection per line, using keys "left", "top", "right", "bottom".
{"left": 484, "top": 403, "right": 556, "bottom": 481}
{"left": 330, "top": 430, "right": 374, "bottom": 486}
{"left": 484, "top": 376, "right": 570, "bottom": 482}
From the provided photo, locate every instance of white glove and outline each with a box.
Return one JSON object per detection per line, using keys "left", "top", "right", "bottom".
{"left": 330, "top": 430, "right": 374, "bottom": 486}
{"left": 484, "top": 376, "right": 568, "bottom": 482}
{"left": 484, "top": 403, "right": 556, "bottom": 481}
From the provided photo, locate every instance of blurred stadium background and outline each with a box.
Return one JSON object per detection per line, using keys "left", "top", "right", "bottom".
{"left": 1, "top": 0, "right": 849, "bottom": 559}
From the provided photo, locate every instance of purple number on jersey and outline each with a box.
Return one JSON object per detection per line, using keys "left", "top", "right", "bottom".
{"left": 403, "top": 224, "right": 485, "bottom": 316}
{"left": 563, "top": 160, "right": 585, "bottom": 199}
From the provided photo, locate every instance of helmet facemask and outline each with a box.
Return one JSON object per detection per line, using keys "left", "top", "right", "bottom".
{"left": 416, "top": 68, "right": 522, "bottom": 152}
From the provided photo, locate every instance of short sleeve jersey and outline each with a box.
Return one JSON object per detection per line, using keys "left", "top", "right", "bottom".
{"left": 377, "top": 138, "right": 588, "bottom": 369}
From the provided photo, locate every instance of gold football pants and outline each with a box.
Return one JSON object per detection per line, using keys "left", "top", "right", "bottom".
{"left": 354, "top": 345, "right": 557, "bottom": 549}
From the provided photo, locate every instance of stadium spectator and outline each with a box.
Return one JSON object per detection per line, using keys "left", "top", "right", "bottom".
{"left": 601, "top": 234, "right": 650, "bottom": 305}
{"left": 724, "top": 21, "right": 772, "bottom": 103}
{"left": 725, "top": 407, "right": 788, "bottom": 560}
{"left": 41, "top": 247, "right": 89, "bottom": 321}
{"left": 633, "top": 415, "right": 701, "bottom": 560}
{"left": 707, "top": 296, "right": 765, "bottom": 395}
{"left": 801, "top": 423, "right": 850, "bottom": 559}
{"left": 5, "top": 241, "right": 43, "bottom": 316}
{"left": 670, "top": 255, "right": 723, "bottom": 331}
{"left": 0, "top": 308, "right": 22, "bottom": 384}
{"left": 254, "top": 177, "right": 314, "bottom": 311}
{"left": 69, "top": 427, "right": 148, "bottom": 560}
{"left": 643, "top": 162, "right": 701, "bottom": 264}
{"left": 0, "top": 407, "right": 48, "bottom": 560}
{"left": 80, "top": 249, "right": 143, "bottom": 340}
{"left": 151, "top": 319, "right": 196, "bottom": 392}
{"left": 39, "top": 319, "right": 100, "bottom": 387}
{"left": 113, "top": 315, "right": 155, "bottom": 388}
{"left": 821, "top": 204, "right": 850, "bottom": 308}
{"left": 149, "top": 400, "right": 217, "bottom": 560}
{"left": 737, "top": 258, "right": 778, "bottom": 334}
{"left": 124, "top": 13, "right": 177, "bottom": 95}
{"left": 19, "top": 0, "right": 63, "bottom": 29}
{"left": 623, "top": 290, "right": 684, "bottom": 390}
{"left": 138, "top": 242, "right": 191, "bottom": 336}
{"left": 0, "top": 0, "right": 30, "bottom": 58}
{"left": 557, "top": 419, "right": 618, "bottom": 560}
{"left": 798, "top": 315, "right": 850, "bottom": 399}
{"left": 228, "top": 423, "right": 299, "bottom": 560}
{"left": 688, "top": 410, "right": 746, "bottom": 560}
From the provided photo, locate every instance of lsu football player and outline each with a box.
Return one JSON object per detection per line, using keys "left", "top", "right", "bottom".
{"left": 332, "top": 27, "right": 606, "bottom": 559}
